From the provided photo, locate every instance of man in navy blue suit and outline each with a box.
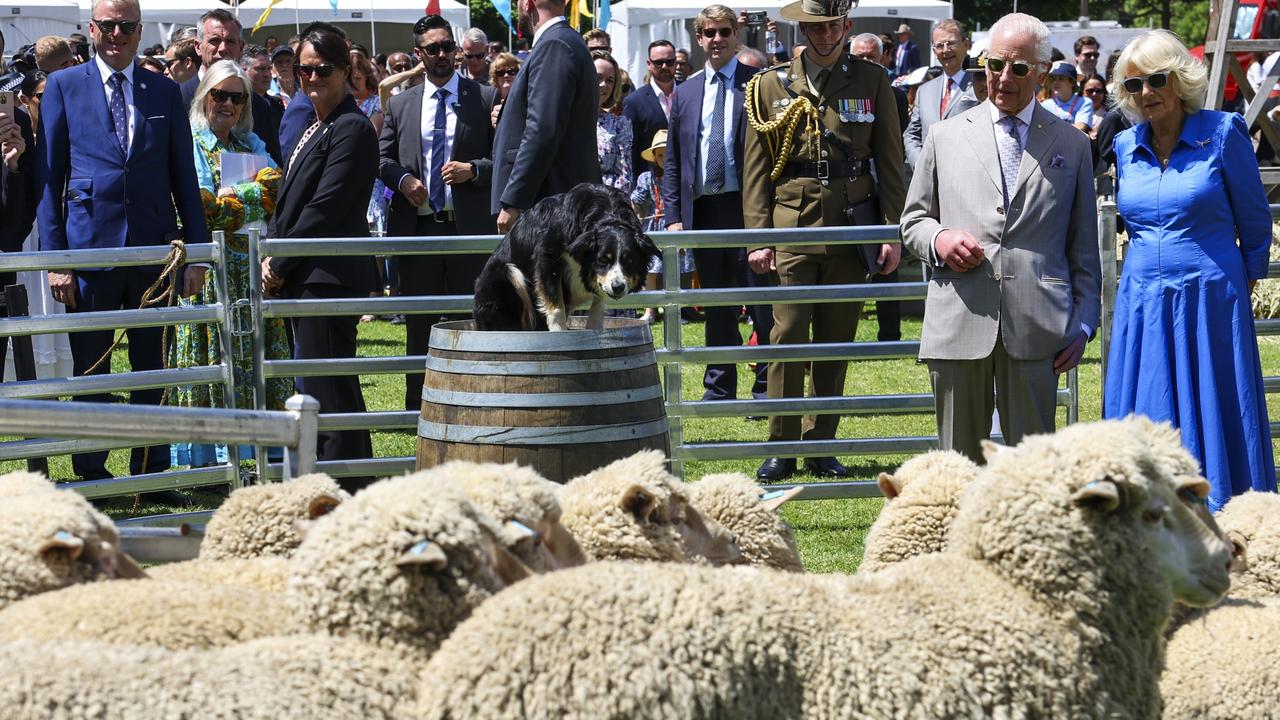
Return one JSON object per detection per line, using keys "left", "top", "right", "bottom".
{"left": 37, "top": 0, "right": 207, "bottom": 482}
{"left": 893, "top": 23, "right": 922, "bottom": 78}
{"left": 622, "top": 40, "right": 677, "bottom": 183}
{"left": 662, "top": 4, "right": 772, "bottom": 406}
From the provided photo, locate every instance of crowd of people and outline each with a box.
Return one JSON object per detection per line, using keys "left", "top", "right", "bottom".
{"left": 0, "top": 0, "right": 1274, "bottom": 510}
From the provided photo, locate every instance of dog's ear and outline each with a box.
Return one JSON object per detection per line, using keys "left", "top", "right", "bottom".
{"left": 637, "top": 231, "right": 659, "bottom": 258}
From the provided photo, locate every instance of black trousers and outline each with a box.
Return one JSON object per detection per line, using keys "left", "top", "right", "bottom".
{"left": 691, "top": 191, "right": 771, "bottom": 401}
{"left": 397, "top": 214, "right": 488, "bottom": 412}
{"left": 874, "top": 267, "right": 901, "bottom": 342}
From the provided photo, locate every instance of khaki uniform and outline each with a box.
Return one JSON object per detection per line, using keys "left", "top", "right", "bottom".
{"left": 742, "top": 54, "right": 907, "bottom": 443}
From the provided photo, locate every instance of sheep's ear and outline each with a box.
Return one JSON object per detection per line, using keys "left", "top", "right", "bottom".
{"left": 980, "top": 440, "right": 1004, "bottom": 462}
{"left": 877, "top": 473, "right": 901, "bottom": 500}
{"left": 38, "top": 530, "right": 84, "bottom": 563}
{"left": 306, "top": 494, "right": 342, "bottom": 520}
{"left": 761, "top": 486, "right": 804, "bottom": 512}
{"left": 112, "top": 547, "right": 149, "bottom": 579}
{"left": 1227, "top": 529, "right": 1248, "bottom": 567}
{"left": 621, "top": 486, "right": 658, "bottom": 526}
{"left": 490, "top": 543, "right": 534, "bottom": 587}
{"left": 1072, "top": 479, "right": 1121, "bottom": 513}
{"left": 396, "top": 539, "right": 449, "bottom": 569}
{"left": 505, "top": 519, "right": 540, "bottom": 541}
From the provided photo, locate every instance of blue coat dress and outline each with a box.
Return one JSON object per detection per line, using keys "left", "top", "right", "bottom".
{"left": 1104, "top": 109, "right": 1276, "bottom": 510}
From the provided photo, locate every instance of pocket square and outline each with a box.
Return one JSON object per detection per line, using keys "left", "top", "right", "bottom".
{"left": 1048, "top": 153, "right": 1066, "bottom": 169}
{"left": 146, "top": 115, "right": 166, "bottom": 120}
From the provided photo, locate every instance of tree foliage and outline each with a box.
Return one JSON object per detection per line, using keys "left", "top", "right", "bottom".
{"left": 952, "top": 0, "right": 1209, "bottom": 44}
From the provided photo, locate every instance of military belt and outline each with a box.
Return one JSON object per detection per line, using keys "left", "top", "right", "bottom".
{"left": 779, "top": 158, "right": 871, "bottom": 181}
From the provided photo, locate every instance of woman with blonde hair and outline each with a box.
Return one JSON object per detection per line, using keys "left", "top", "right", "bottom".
{"left": 1102, "top": 30, "right": 1275, "bottom": 510}
{"left": 488, "top": 52, "right": 521, "bottom": 128}
{"left": 592, "top": 49, "right": 632, "bottom": 193}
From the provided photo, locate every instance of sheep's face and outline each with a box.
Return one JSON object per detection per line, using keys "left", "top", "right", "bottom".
{"left": 503, "top": 514, "right": 587, "bottom": 572}
{"left": 671, "top": 497, "right": 744, "bottom": 567}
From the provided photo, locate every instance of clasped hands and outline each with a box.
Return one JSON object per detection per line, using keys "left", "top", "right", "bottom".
{"left": 398, "top": 162, "right": 475, "bottom": 208}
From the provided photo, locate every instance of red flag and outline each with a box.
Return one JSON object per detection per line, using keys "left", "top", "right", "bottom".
{"left": 425, "top": 0, "right": 441, "bottom": 16}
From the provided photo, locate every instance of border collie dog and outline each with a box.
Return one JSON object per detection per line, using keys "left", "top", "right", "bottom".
{"left": 473, "top": 184, "right": 658, "bottom": 331}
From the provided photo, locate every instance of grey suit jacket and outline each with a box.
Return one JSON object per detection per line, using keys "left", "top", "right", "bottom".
{"left": 900, "top": 101, "right": 1101, "bottom": 362}
{"left": 378, "top": 75, "right": 498, "bottom": 236}
{"left": 904, "top": 72, "right": 979, "bottom": 167}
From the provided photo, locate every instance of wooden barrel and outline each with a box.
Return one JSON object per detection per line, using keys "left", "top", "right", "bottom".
{"left": 416, "top": 317, "right": 669, "bottom": 482}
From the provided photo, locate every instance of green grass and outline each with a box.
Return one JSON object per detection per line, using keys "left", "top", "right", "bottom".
{"left": 8, "top": 307, "right": 1280, "bottom": 574}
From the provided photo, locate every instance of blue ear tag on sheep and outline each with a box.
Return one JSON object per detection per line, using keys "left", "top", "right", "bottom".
{"left": 397, "top": 539, "right": 449, "bottom": 569}
{"left": 1072, "top": 479, "right": 1122, "bottom": 513}
{"left": 760, "top": 486, "right": 804, "bottom": 511}
{"left": 38, "top": 530, "right": 85, "bottom": 560}
{"left": 507, "top": 520, "right": 542, "bottom": 543}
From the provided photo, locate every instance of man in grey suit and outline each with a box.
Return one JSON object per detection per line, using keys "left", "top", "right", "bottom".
{"left": 492, "top": 0, "right": 602, "bottom": 232}
{"left": 900, "top": 12, "right": 1101, "bottom": 463}
{"left": 903, "top": 19, "right": 978, "bottom": 168}
{"left": 380, "top": 14, "right": 497, "bottom": 411}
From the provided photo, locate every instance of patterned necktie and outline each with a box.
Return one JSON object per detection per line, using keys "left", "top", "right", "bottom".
{"left": 429, "top": 88, "right": 450, "bottom": 214}
{"left": 996, "top": 115, "right": 1023, "bottom": 205}
{"left": 939, "top": 78, "right": 953, "bottom": 118}
{"left": 704, "top": 72, "right": 727, "bottom": 195}
{"left": 109, "top": 72, "right": 129, "bottom": 154}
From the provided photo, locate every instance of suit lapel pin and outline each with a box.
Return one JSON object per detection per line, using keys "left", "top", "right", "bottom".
{"left": 1036, "top": 123, "right": 1043, "bottom": 129}
{"left": 140, "top": 82, "right": 146, "bottom": 90}
{"left": 841, "top": 64, "right": 848, "bottom": 72}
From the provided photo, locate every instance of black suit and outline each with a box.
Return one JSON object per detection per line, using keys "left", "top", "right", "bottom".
{"left": 1, "top": 108, "right": 37, "bottom": 374}
{"left": 622, "top": 83, "right": 670, "bottom": 181}
{"left": 181, "top": 74, "right": 282, "bottom": 165}
{"left": 491, "top": 20, "right": 601, "bottom": 213}
{"left": 268, "top": 95, "right": 378, "bottom": 479}
{"left": 379, "top": 74, "right": 497, "bottom": 410}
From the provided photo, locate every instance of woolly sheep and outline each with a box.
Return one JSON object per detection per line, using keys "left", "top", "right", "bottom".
{"left": 0, "top": 489, "right": 145, "bottom": 611}
{"left": 685, "top": 474, "right": 803, "bottom": 572}
{"left": 140, "top": 556, "right": 292, "bottom": 592}
{"left": 418, "top": 419, "right": 1233, "bottom": 719}
{"left": 1160, "top": 597, "right": 1280, "bottom": 718}
{"left": 199, "top": 473, "right": 349, "bottom": 560}
{"left": 1212, "top": 490, "right": 1280, "bottom": 599}
{"left": 0, "top": 470, "right": 56, "bottom": 497}
{"left": 559, "top": 450, "right": 742, "bottom": 564}
{"left": 857, "top": 449, "right": 979, "bottom": 574}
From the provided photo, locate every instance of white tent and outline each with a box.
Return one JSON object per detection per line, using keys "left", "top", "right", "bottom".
{"left": 608, "top": 0, "right": 952, "bottom": 78}
{"left": 237, "top": 0, "right": 470, "bottom": 54}
{"left": 1, "top": 0, "right": 81, "bottom": 49}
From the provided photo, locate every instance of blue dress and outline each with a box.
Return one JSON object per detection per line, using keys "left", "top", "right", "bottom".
{"left": 1104, "top": 109, "right": 1276, "bottom": 510}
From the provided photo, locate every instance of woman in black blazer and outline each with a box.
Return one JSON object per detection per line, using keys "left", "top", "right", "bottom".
{"left": 262, "top": 22, "right": 378, "bottom": 489}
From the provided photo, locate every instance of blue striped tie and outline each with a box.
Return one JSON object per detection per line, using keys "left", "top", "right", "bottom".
{"left": 429, "top": 88, "right": 450, "bottom": 214}
{"left": 704, "top": 72, "right": 727, "bottom": 195}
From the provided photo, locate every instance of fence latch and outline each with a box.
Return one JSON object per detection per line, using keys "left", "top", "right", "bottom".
{"left": 229, "top": 298, "right": 254, "bottom": 338}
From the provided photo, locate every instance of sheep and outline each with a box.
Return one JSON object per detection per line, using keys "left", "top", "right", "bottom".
{"left": 558, "top": 450, "right": 742, "bottom": 565}
{"left": 1160, "top": 597, "right": 1280, "bottom": 718}
{"left": 1212, "top": 490, "right": 1280, "bottom": 599}
{"left": 857, "top": 449, "right": 979, "bottom": 574}
{"left": 0, "top": 488, "right": 145, "bottom": 611}
{"left": 685, "top": 474, "right": 804, "bottom": 572}
{"left": 199, "top": 473, "right": 349, "bottom": 560}
{"left": 142, "top": 556, "right": 291, "bottom": 592}
{"left": 0, "top": 470, "right": 56, "bottom": 497}
{"left": 417, "top": 419, "right": 1233, "bottom": 719}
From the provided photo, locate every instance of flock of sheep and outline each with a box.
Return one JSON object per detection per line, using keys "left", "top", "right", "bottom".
{"left": 0, "top": 417, "right": 1276, "bottom": 718}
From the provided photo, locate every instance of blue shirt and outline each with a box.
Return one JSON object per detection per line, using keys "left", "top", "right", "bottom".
{"left": 696, "top": 58, "right": 739, "bottom": 197}
{"left": 1041, "top": 94, "right": 1092, "bottom": 127}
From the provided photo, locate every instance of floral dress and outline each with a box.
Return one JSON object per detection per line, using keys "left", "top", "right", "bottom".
{"left": 168, "top": 129, "right": 293, "bottom": 464}
{"left": 359, "top": 94, "right": 389, "bottom": 231}
{"left": 597, "top": 111, "right": 633, "bottom": 194}
{"left": 631, "top": 169, "right": 693, "bottom": 276}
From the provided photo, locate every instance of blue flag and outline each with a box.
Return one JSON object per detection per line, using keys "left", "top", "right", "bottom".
{"left": 329, "top": 0, "right": 339, "bottom": 15}
{"left": 492, "top": 0, "right": 513, "bottom": 30}
{"left": 598, "top": 0, "right": 610, "bottom": 29}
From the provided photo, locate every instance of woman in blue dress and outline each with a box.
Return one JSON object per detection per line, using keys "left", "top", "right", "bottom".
{"left": 1104, "top": 30, "right": 1276, "bottom": 510}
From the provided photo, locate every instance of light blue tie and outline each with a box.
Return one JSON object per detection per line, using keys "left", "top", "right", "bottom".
{"left": 429, "top": 88, "right": 450, "bottom": 214}
{"left": 996, "top": 115, "right": 1023, "bottom": 206}
{"left": 704, "top": 72, "right": 727, "bottom": 195}
{"left": 109, "top": 72, "right": 129, "bottom": 155}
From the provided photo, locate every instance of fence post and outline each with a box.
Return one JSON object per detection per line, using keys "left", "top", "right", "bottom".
{"left": 1097, "top": 200, "right": 1119, "bottom": 391}
{"left": 247, "top": 227, "right": 268, "bottom": 475}
{"left": 661, "top": 240, "right": 685, "bottom": 479}
{"left": 210, "top": 231, "right": 242, "bottom": 489}
{"left": 285, "top": 393, "right": 320, "bottom": 479}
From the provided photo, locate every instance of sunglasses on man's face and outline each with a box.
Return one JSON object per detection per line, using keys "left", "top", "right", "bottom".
{"left": 985, "top": 57, "right": 1037, "bottom": 77}
{"left": 1121, "top": 72, "right": 1169, "bottom": 94}
{"left": 93, "top": 19, "right": 139, "bottom": 36}
{"left": 209, "top": 88, "right": 248, "bottom": 106}
{"left": 649, "top": 58, "right": 675, "bottom": 67}
{"left": 1080, "top": 51, "right": 1100, "bottom": 60}
{"left": 464, "top": 52, "right": 487, "bottom": 60}
{"left": 295, "top": 63, "right": 337, "bottom": 79}
{"left": 701, "top": 27, "right": 733, "bottom": 39}
{"left": 419, "top": 40, "right": 458, "bottom": 56}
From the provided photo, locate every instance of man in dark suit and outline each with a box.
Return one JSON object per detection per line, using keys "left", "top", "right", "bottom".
{"left": 663, "top": 4, "right": 772, "bottom": 405}
{"left": 241, "top": 43, "right": 284, "bottom": 139}
{"left": 491, "top": 0, "right": 602, "bottom": 232}
{"left": 380, "top": 14, "right": 497, "bottom": 412}
{"left": 622, "top": 39, "right": 677, "bottom": 183}
{"left": 893, "top": 23, "right": 921, "bottom": 77}
{"left": 37, "top": 0, "right": 207, "bottom": 482}
{"left": 179, "top": 9, "right": 282, "bottom": 165}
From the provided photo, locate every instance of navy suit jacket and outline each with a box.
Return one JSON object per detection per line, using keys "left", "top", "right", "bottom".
{"left": 661, "top": 63, "right": 753, "bottom": 229}
{"left": 181, "top": 74, "right": 282, "bottom": 165}
{"left": 279, "top": 90, "right": 316, "bottom": 161}
{"left": 36, "top": 61, "right": 207, "bottom": 253}
{"left": 622, "top": 83, "right": 669, "bottom": 181}
{"left": 894, "top": 40, "right": 922, "bottom": 77}
{"left": 491, "top": 20, "right": 602, "bottom": 213}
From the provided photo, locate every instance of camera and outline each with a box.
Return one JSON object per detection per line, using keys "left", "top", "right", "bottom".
{"left": 746, "top": 11, "right": 767, "bottom": 25}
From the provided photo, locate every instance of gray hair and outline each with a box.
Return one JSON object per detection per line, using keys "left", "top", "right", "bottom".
{"left": 170, "top": 26, "right": 197, "bottom": 45}
{"left": 1109, "top": 30, "right": 1208, "bottom": 118}
{"left": 241, "top": 43, "right": 269, "bottom": 67}
{"left": 188, "top": 59, "right": 254, "bottom": 139}
{"left": 197, "top": 8, "right": 242, "bottom": 41}
{"left": 737, "top": 46, "right": 769, "bottom": 69}
{"left": 851, "top": 32, "right": 882, "bottom": 55}
{"left": 463, "top": 28, "right": 488, "bottom": 46}
{"left": 988, "top": 12, "right": 1052, "bottom": 64}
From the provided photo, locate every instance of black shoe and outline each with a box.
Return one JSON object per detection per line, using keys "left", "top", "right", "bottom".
{"left": 137, "top": 490, "right": 196, "bottom": 508}
{"left": 745, "top": 415, "right": 766, "bottom": 421}
{"left": 756, "top": 457, "right": 797, "bottom": 481}
{"left": 804, "top": 457, "right": 850, "bottom": 478}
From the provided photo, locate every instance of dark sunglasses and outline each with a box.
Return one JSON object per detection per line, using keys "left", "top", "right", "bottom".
{"left": 701, "top": 27, "right": 733, "bottom": 39}
{"left": 1084, "top": 87, "right": 1106, "bottom": 95}
{"left": 295, "top": 63, "right": 337, "bottom": 79}
{"left": 208, "top": 88, "right": 247, "bottom": 106}
{"left": 464, "top": 52, "right": 487, "bottom": 60}
{"left": 649, "top": 58, "right": 675, "bottom": 67}
{"left": 419, "top": 40, "right": 458, "bottom": 56}
{"left": 1121, "top": 72, "right": 1169, "bottom": 93}
{"left": 1080, "top": 51, "right": 1100, "bottom": 59}
{"left": 390, "top": 64, "right": 410, "bottom": 72}
{"left": 30, "top": 92, "right": 43, "bottom": 100}
{"left": 985, "top": 56, "right": 1037, "bottom": 77}
{"left": 493, "top": 68, "right": 519, "bottom": 78}
{"left": 93, "top": 19, "right": 139, "bottom": 36}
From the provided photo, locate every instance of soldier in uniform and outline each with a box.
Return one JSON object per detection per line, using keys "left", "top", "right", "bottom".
{"left": 743, "top": 0, "right": 907, "bottom": 481}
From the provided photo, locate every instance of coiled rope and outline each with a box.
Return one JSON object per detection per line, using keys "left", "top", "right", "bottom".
{"left": 744, "top": 72, "right": 823, "bottom": 182}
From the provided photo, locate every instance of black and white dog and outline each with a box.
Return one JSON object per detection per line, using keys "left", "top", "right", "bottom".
{"left": 473, "top": 184, "right": 658, "bottom": 331}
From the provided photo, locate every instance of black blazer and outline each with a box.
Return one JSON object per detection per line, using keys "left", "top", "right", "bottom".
{"left": 268, "top": 94, "right": 378, "bottom": 295}
{"left": 622, "top": 83, "right": 669, "bottom": 181}
{"left": 1, "top": 107, "right": 36, "bottom": 255}
{"left": 181, "top": 74, "right": 283, "bottom": 165}
{"left": 378, "top": 75, "right": 498, "bottom": 236}
{"left": 491, "top": 20, "right": 602, "bottom": 213}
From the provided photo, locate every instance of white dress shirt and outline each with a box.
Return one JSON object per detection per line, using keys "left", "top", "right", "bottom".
{"left": 416, "top": 72, "right": 461, "bottom": 215}
{"left": 94, "top": 54, "right": 137, "bottom": 151}
{"left": 650, "top": 79, "right": 674, "bottom": 121}
{"left": 533, "top": 16, "right": 566, "bottom": 47}
{"left": 696, "top": 57, "right": 739, "bottom": 198}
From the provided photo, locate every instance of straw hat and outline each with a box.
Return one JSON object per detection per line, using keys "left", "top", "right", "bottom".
{"left": 895, "top": 23, "right": 913, "bottom": 34}
{"left": 641, "top": 129, "right": 669, "bottom": 164}
{"left": 780, "top": 0, "right": 855, "bottom": 23}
